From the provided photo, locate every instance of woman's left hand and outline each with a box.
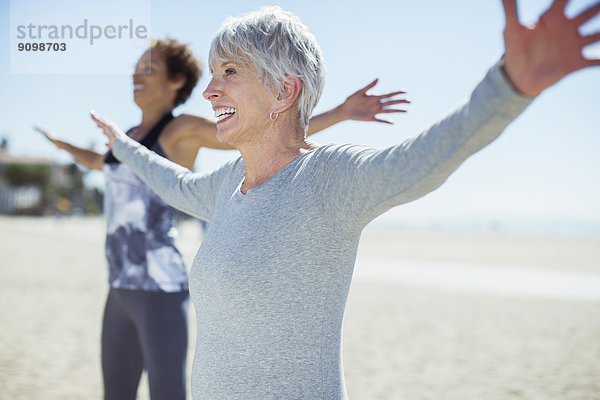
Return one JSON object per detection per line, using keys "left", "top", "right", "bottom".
{"left": 339, "top": 79, "right": 410, "bottom": 124}
{"left": 502, "top": 0, "right": 600, "bottom": 97}
{"left": 90, "top": 110, "right": 126, "bottom": 149}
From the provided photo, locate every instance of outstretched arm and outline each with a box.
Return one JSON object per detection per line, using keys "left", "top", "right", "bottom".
{"left": 501, "top": 0, "right": 600, "bottom": 97}
{"left": 34, "top": 126, "right": 106, "bottom": 170}
{"left": 322, "top": 0, "right": 600, "bottom": 231}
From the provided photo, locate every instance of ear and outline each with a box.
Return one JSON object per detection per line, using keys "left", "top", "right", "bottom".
{"left": 275, "top": 76, "right": 302, "bottom": 114}
{"left": 169, "top": 73, "right": 187, "bottom": 91}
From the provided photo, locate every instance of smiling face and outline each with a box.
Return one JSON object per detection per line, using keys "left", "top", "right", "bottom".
{"left": 203, "top": 59, "right": 276, "bottom": 146}
{"left": 132, "top": 49, "right": 180, "bottom": 110}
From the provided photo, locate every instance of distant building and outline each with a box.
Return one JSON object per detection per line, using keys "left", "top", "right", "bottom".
{"left": 0, "top": 146, "right": 101, "bottom": 215}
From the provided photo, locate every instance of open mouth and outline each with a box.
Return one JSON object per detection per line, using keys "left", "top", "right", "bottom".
{"left": 214, "top": 107, "right": 236, "bottom": 123}
{"left": 133, "top": 84, "right": 145, "bottom": 92}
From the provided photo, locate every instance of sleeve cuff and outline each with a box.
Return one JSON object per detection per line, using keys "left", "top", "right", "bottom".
{"left": 494, "top": 56, "right": 536, "bottom": 100}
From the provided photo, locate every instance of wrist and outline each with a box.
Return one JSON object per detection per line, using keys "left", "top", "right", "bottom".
{"left": 501, "top": 56, "right": 540, "bottom": 98}
{"left": 55, "top": 140, "right": 68, "bottom": 151}
{"left": 334, "top": 103, "right": 351, "bottom": 122}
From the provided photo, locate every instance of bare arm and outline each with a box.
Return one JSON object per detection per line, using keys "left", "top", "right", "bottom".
{"left": 35, "top": 126, "right": 106, "bottom": 170}
{"left": 177, "top": 80, "right": 409, "bottom": 155}
{"left": 179, "top": 115, "right": 234, "bottom": 151}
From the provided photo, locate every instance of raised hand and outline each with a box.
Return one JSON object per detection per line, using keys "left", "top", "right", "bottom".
{"left": 502, "top": 0, "right": 600, "bottom": 97}
{"left": 34, "top": 123, "right": 106, "bottom": 170}
{"left": 339, "top": 79, "right": 409, "bottom": 124}
{"left": 90, "top": 110, "right": 126, "bottom": 149}
{"left": 34, "top": 125, "right": 62, "bottom": 148}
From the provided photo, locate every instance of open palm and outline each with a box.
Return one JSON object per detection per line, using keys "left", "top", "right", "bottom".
{"left": 502, "top": 0, "right": 600, "bottom": 97}
{"left": 340, "top": 79, "right": 409, "bottom": 124}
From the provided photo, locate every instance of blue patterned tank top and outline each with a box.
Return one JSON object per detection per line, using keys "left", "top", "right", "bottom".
{"left": 102, "top": 113, "right": 188, "bottom": 292}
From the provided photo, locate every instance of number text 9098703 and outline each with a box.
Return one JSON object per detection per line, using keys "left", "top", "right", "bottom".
{"left": 18, "top": 42, "right": 67, "bottom": 51}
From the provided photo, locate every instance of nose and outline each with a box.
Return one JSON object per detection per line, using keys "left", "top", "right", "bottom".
{"left": 132, "top": 70, "right": 144, "bottom": 82}
{"left": 203, "top": 78, "right": 222, "bottom": 101}
{"left": 133, "top": 64, "right": 151, "bottom": 79}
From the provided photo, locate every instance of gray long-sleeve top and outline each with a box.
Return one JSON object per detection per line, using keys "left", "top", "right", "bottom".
{"left": 112, "top": 60, "right": 532, "bottom": 399}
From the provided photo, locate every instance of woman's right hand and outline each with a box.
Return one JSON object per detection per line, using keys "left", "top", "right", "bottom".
{"left": 90, "top": 110, "right": 126, "bottom": 149}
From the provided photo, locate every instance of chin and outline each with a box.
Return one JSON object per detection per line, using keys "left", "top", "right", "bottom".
{"left": 216, "top": 128, "right": 239, "bottom": 147}
{"left": 216, "top": 130, "right": 232, "bottom": 145}
{"left": 133, "top": 95, "right": 143, "bottom": 108}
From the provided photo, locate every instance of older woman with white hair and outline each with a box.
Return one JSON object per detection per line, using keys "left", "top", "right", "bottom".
{"left": 93, "top": 1, "right": 600, "bottom": 398}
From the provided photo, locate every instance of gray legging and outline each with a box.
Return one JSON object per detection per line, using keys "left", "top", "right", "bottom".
{"left": 101, "top": 288, "right": 189, "bottom": 400}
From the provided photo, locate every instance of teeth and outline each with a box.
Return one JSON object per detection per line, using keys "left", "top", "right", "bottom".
{"left": 214, "top": 107, "right": 236, "bottom": 120}
{"left": 134, "top": 84, "right": 145, "bottom": 90}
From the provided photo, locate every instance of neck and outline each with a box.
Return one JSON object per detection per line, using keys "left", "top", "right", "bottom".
{"left": 138, "top": 102, "right": 173, "bottom": 133}
{"left": 237, "top": 121, "right": 316, "bottom": 194}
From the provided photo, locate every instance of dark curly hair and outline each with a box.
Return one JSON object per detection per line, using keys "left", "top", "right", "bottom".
{"left": 152, "top": 37, "right": 202, "bottom": 107}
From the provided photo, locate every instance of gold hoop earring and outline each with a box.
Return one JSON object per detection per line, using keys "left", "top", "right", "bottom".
{"left": 269, "top": 110, "right": 279, "bottom": 121}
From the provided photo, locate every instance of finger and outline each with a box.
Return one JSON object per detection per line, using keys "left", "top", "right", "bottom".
{"left": 376, "top": 90, "right": 407, "bottom": 99}
{"left": 90, "top": 109, "right": 104, "bottom": 123}
{"left": 380, "top": 99, "right": 411, "bottom": 106}
{"left": 377, "top": 109, "right": 407, "bottom": 114}
{"left": 359, "top": 79, "right": 379, "bottom": 94}
{"left": 90, "top": 110, "right": 110, "bottom": 128}
{"left": 583, "top": 31, "right": 600, "bottom": 46}
{"left": 33, "top": 125, "right": 46, "bottom": 134}
{"left": 501, "top": 0, "right": 520, "bottom": 27}
{"left": 90, "top": 116, "right": 103, "bottom": 129}
{"left": 373, "top": 117, "right": 393, "bottom": 124}
{"left": 33, "top": 126, "right": 54, "bottom": 141}
{"left": 90, "top": 111, "right": 100, "bottom": 124}
{"left": 574, "top": 2, "right": 600, "bottom": 27}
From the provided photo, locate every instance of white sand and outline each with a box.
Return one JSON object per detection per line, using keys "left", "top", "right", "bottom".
{"left": 0, "top": 216, "right": 599, "bottom": 399}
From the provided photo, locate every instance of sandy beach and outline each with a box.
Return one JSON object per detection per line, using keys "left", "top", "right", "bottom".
{"left": 1, "top": 216, "right": 599, "bottom": 399}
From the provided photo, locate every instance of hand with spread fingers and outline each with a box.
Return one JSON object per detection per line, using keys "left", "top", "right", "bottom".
{"left": 502, "top": 0, "right": 600, "bottom": 97}
{"left": 339, "top": 79, "right": 409, "bottom": 124}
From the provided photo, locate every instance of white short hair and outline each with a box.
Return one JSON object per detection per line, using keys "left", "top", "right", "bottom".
{"left": 209, "top": 6, "right": 326, "bottom": 130}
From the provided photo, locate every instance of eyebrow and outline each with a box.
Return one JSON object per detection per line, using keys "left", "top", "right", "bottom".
{"left": 136, "top": 60, "right": 158, "bottom": 67}
{"left": 209, "top": 61, "right": 239, "bottom": 75}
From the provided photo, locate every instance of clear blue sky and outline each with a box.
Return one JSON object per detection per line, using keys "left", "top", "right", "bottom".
{"left": 1, "top": 0, "right": 599, "bottom": 234}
